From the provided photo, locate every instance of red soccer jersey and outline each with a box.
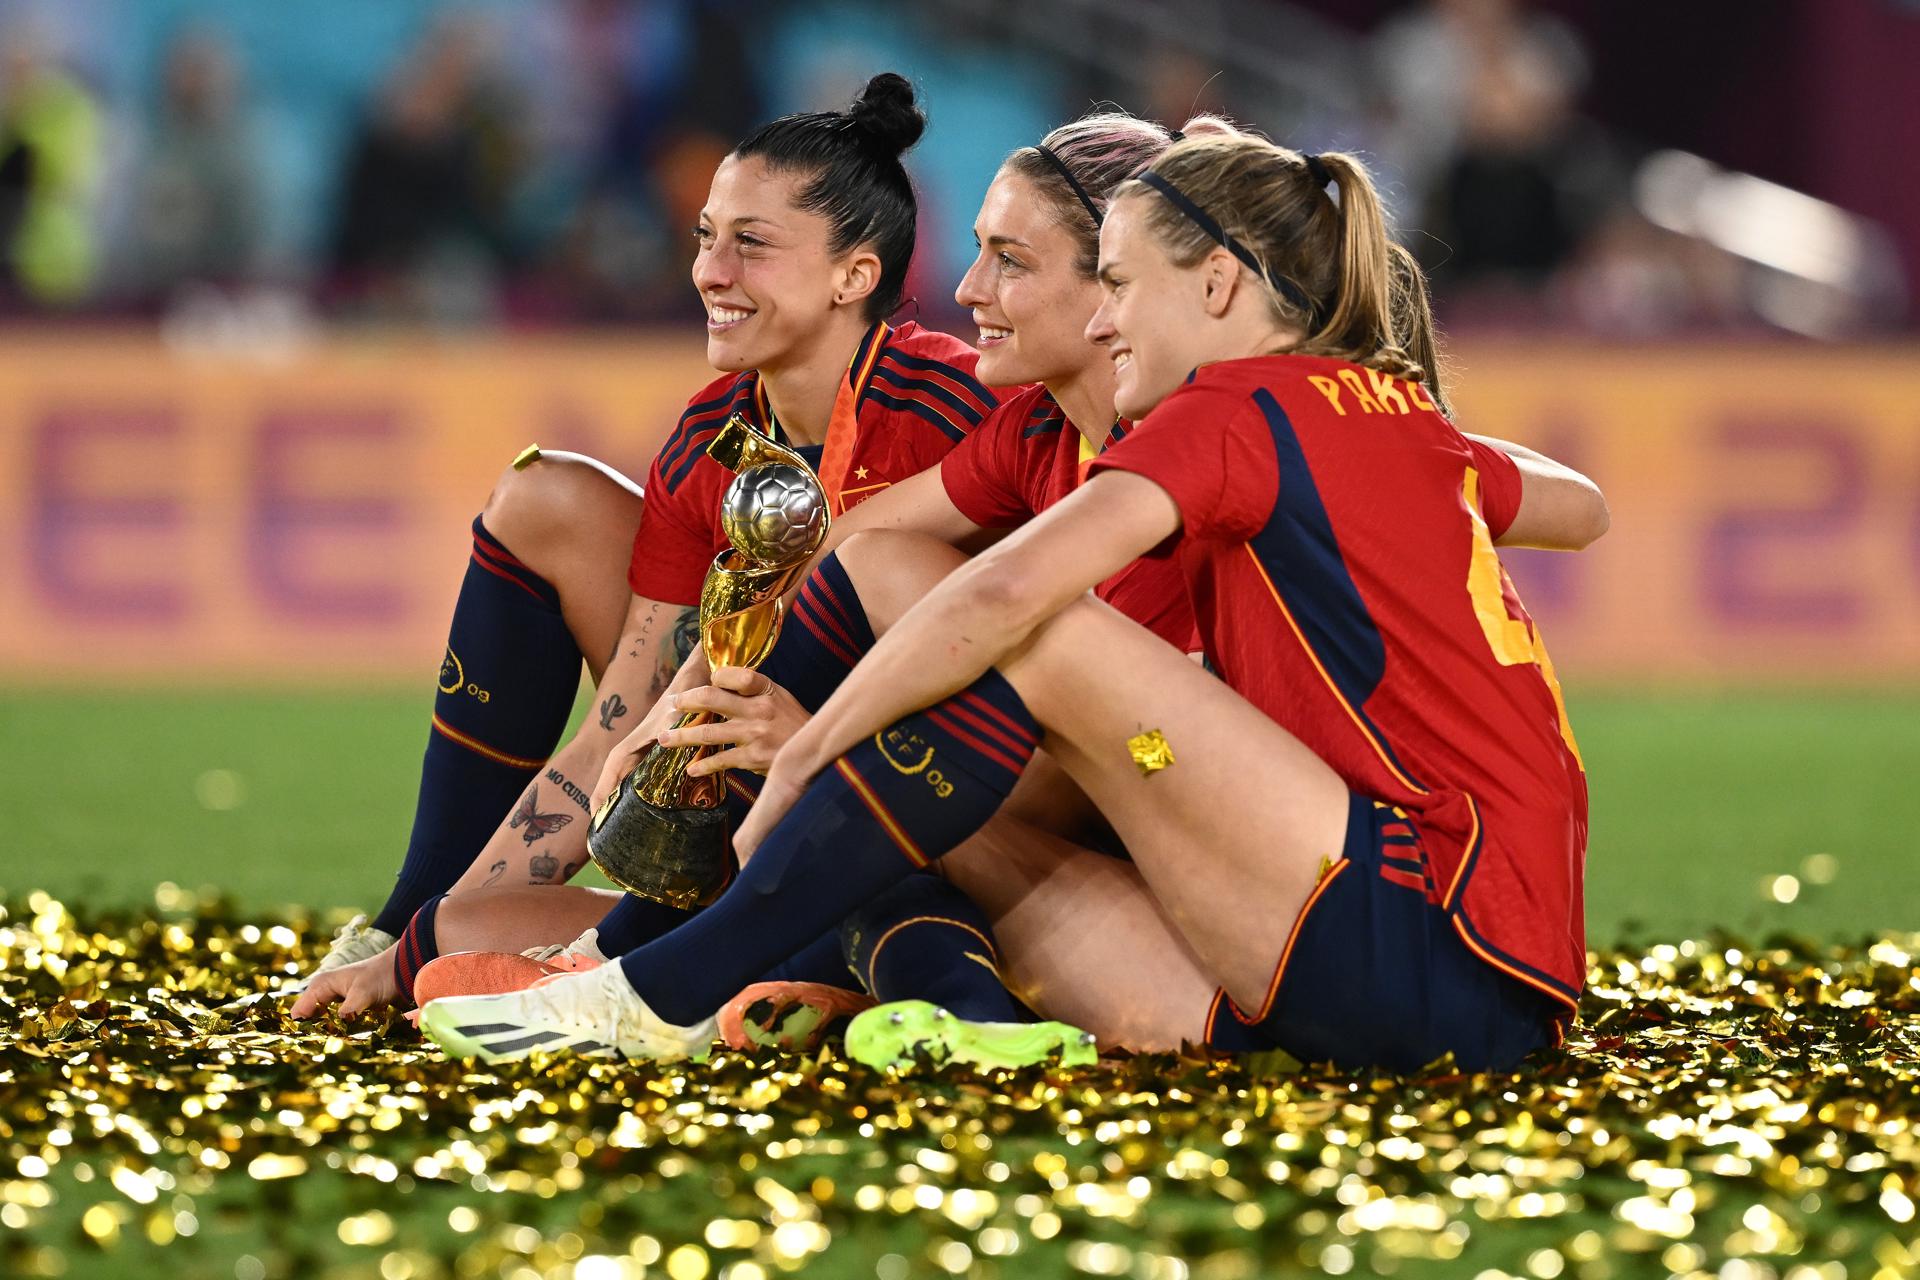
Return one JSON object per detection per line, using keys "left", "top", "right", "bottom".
{"left": 628, "top": 321, "right": 1000, "bottom": 605}
{"left": 940, "top": 384, "right": 1198, "bottom": 651}
{"left": 1089, "top": 354, "right": 1589, "bottom": 1010}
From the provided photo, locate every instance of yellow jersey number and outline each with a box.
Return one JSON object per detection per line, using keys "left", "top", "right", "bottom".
{"left": 1463, "top": 468, "right": 1584, "bottom": 769}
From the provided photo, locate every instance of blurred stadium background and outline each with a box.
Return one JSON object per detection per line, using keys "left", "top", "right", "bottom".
{"left": 2, "top": 0, "right": 1918, "bottom": 940}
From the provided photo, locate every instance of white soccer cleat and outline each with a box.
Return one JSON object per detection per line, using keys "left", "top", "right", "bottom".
{"left": 418, "top": 962, "right": 718, "bottom": 1064}
{"left": 520, "top": 926, "right": 609, "bottom": 967}
{"left": 284, "top": 913, "right": 397, "bottom": 992}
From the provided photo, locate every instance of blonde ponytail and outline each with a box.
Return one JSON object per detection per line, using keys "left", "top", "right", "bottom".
{"left": 1115, "top": 137, "right": 1449, "bottom": 415}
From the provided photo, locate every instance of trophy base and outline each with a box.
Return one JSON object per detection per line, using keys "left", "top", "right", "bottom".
{"left": 587, "top": 785, "right": 731, "bottom": 910}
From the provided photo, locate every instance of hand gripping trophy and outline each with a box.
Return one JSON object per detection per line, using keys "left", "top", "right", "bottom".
{"left": 587, "top": 415, "right": 830, "bottom": 906}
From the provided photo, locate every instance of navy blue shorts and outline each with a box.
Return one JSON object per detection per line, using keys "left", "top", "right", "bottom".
{"left": 1204, "top": 791, "right": 1567, "bottom": 1072}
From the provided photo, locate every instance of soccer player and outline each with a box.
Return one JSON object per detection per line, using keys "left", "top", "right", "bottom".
{"left": 312, "top": 110, "right": 1209, "bottom": 1047}
{"left": 289, "top": 74, "right": 1001, "bottom": 1013}
{"left": 419, "top": 130, "right": 1606, "bottom": 1071}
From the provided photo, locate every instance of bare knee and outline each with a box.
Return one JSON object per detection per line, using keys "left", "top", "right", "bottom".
{"left": 482, "top": 455, "right": 645, "bottom": 568}
{"left": 833, "top": 528, "right": 968, "bottom": 633}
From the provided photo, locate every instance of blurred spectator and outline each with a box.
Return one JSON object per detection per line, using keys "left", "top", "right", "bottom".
{"left": 113, "top": 30, "right": 262, "bottom": 304}
{"left": 328, "top": 16, "right": 523, "bottom": 325}
{"left": 0, "top": 26, "right": 100, "bottom": 306}
{"left": 1374, "top": 0, "right": 1611, "bottom": 289}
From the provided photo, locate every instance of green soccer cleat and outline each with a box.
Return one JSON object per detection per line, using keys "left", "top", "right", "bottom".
{"left": 418, "top": 962, "right": 717, "bottom": 1064}
{"left": 844, "top": 1000, "right": 1099, "bottom": 1071}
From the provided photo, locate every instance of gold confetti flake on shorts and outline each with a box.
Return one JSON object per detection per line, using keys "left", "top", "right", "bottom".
{"left": 1127, "top": 728, "right": 1175, "bottom": 776}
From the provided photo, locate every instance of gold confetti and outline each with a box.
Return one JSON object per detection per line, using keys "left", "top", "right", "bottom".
{"left": 1, "top": 893, "right": 1918, "bottom": 1276}
{"left": 512, "top": 443, "right": 544, "bottom": 470}
{"left": 1126, "top": 728, "right": 1175, "bottom": 776}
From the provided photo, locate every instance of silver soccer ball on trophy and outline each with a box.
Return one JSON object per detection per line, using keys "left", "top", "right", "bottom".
{"left": 720, "top": 462, "right": 830, "bottom": 562}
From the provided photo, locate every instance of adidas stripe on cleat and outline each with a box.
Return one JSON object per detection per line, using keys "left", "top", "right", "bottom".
{"left": 717, "top": 982, "right": 875, "bottom": 1053}
{"left": 418, "top": 962, "right": 717, "bottom": 1064}
{"left": 844, "top": 1000, "right": 1098, "bottom": 1072}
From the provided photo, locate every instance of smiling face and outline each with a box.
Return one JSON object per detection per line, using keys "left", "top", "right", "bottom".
{"left": 952, "top": 169, "right": 1106, "bottom": 389}
{"left": 1086, "top": 196, "right": 1219, "bottom": 420}
{"left": 691, "top": 155, "right": 870, "bottom": 375}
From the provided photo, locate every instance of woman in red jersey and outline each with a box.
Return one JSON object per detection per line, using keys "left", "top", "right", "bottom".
{"left": 417, "top": 129, "right": 1606, "bottom": 1072}
{"left": 290, "top": 74, "right": 1001, "bottom": 1017}
{"left": 309, "top": 110, "right": 1210, "bottom": 1036}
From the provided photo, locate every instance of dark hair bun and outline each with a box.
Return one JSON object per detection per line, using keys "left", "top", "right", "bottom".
{"left": 848, "top": 72, "right": 926, "bottom": 156}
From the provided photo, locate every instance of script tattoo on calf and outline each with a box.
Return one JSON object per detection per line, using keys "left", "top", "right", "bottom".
{"left": 544, "top": 769, "right": 592, "bottom": 814}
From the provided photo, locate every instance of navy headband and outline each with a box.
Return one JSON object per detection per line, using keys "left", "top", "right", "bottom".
{"left": 1303, "top": 152, "right": 1333, "bottom": 190}
{"left": 1135, "top": 170, "right": 1319, "bottom": 321}
{"left": 1033, "top": 144, "right": 1102, "bottom": 228}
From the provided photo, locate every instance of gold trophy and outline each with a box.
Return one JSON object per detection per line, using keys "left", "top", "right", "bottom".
{"left": 587, "top": 415, "right": 831, "bottom": 906}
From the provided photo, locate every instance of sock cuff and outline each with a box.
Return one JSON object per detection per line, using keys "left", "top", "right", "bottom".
{"left": 470, "top": 514, "right": 562, "bottom": 612}
{"left": 916, "top": 670, "right": 1040, "bottom": 784}
{"left": 393, "top": 894, "right": 446, "bottom": 1006}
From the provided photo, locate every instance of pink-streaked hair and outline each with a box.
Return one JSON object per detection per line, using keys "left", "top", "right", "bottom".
{"left": 1004, "top": 111, "right": 1246, "bottom": 278}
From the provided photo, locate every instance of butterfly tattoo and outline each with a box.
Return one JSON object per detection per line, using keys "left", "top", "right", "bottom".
{"left": 510, "top": 786, "right": 574, "bottom": 845}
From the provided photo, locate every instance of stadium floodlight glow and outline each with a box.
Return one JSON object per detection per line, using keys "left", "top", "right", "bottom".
{"left": 1633, "top": 148, "right": 1904, "bottom": 333}
{"left": 1634, "top": 148, "right": 1877, "bottom": 291}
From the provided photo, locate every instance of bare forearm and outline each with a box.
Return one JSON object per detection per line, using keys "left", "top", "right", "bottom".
{"left": 447, "top": 735, "right": 602, "bottom": 892}
{"left": 1466, "top": 433, "right": 1610, "bottom": 551}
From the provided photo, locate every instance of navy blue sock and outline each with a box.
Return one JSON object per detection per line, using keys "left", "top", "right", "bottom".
{"left": 373, "top": 516, "right": 582, "bottom": 935}
{"left": 619, "top": 668, "right": 1040, "bottom": 1025}
{"left": 753, "top": 929, "right": 857, "bottom": 987}
{"left": 842, "top": 873, "right": 1030, "bottom": 1022}
{"left": 391, "top": 894, "right": 445, "bottom": 1006}
{"left": 757, "top": 551, "right": 874, "bottom": 712}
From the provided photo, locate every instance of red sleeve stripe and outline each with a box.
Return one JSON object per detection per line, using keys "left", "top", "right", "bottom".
{"left": 865, "top": 387, "right": 970, "bottom": 444}
{"left": 878, "top": 349, "right": 997, "bottom": 417}
{"left": 872, "top": 359, "right": 993, "bottom": 426}
{"left": 656, "top": 394, "right": 740, "bottom": 478}
{"left": 662, "top": 425, "right": 727, "bottom": 493}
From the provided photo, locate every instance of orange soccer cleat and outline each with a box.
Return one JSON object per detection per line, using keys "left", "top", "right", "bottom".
{"left": 717, "top": 981, "right": 876, "bottom": 1053}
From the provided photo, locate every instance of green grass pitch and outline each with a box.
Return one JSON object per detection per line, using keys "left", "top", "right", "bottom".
{"left": 0, "top": 685, "right": 1916, "bottom": 1280}
{"left": 2, "top": 685, "right": 1913, "bottom": 937}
